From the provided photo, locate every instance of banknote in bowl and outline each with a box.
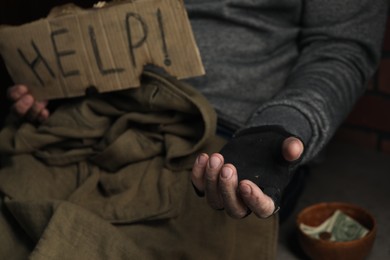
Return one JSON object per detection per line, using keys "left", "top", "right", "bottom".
{"left": 296, "top": 202, "right": 376, "bottom": 260}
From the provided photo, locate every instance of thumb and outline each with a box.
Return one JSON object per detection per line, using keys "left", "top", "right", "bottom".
{"left": 282, "top": 137, "right": 304, "bottom": 162}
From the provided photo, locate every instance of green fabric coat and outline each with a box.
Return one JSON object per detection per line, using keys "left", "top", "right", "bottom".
{"left": 0, "top": 71, "right": 278, "bottom": 259}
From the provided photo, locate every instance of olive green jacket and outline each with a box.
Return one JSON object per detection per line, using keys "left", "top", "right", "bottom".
{"left": 0, "top": 71, "right": 278, "bottom": 260}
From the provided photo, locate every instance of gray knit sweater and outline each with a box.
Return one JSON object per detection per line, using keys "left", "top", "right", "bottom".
{"left": 184, "top": 0, "right": 388, "bottom": 163}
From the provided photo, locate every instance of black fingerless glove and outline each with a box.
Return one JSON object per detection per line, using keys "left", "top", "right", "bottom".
{"left": 219, "top": 125, "right": 302, "bottom": 212}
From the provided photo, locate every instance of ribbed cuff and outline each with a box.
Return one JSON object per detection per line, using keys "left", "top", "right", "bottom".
{"left": 245, "top": 105, "right": 312, "bottom": 146}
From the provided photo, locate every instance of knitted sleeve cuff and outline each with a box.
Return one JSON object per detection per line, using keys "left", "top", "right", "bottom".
{"left": 245, "top": 105, "right": 312, "bottom": 147}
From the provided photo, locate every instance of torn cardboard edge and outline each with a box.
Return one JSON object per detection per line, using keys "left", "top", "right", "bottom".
{"left": 0, "top": 0, "right": 205, "bottom": 100}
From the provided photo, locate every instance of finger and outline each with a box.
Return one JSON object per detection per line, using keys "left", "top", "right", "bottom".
{"left": 205, "top": 153, "right": 224, "bottom": 209}
{"left": 13, "top": 94, "right": 34, "bottom": 117}
{"left": 239, "top": 180, "right": 275, "bottom": 218}
{"left": 7, "top": 84, "right": 29, "bottom": 101}
{"left": 27, "top": 100, "right": 48, "bottom": 121}
{"left": 282, "top": 137, "right": 304, "bottom": 162}
{"left": 191, "top": 153, "right": 209, "bottom": 194}
{"left": 36, "top": 100, "right": 50, "bottom": 122}
{"left": 219, "top": 164, "right": 248, "bottom": 218}
{"left": 37, "top": 108, "right": 50, "bottom": 122}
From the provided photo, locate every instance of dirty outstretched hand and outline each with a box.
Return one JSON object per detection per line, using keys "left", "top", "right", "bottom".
{"left": 191, "top": 137, "right": 303, "bottom": 219}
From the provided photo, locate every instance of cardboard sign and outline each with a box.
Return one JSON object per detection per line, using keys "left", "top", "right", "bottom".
{"left": 0, "top": 0, "right": 204, "bottom": 100}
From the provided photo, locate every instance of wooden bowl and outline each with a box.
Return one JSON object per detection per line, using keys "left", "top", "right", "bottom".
{"left": 296, "top": 202, "right": 377, "bottom": 260}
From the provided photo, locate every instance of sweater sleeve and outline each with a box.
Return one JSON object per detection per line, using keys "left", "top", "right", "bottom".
{"left": 245, "top": 0, "right": 388, "bottom": 163}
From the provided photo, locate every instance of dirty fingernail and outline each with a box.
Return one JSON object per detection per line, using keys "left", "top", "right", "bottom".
{"left": 221, "top": 167, "right": 232, "bottom": 179}
{"left": 240, "top": 183, "right": 251, "bottom": 195}
{"left": 209, "top": 156, "right": 221, "bottom": 169}
{"left": 197, "top": 154, "right": 207, "bottom": 166}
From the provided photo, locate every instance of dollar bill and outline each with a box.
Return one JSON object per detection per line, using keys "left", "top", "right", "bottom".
{"left": 300, "top": 210, "right": 369, "bottom": 242}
